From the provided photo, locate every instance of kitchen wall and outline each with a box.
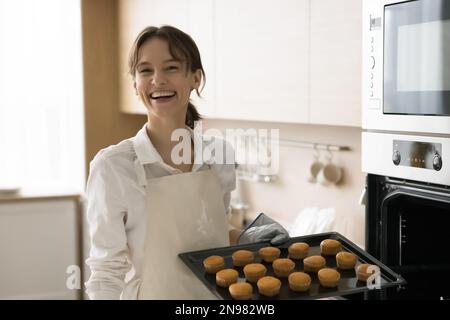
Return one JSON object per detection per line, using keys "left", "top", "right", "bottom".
{"left": 82, "top": 0, "right": 145, "bottom": 173}
{"left": 203, "top": 119, "right": 365, "bottom": 247}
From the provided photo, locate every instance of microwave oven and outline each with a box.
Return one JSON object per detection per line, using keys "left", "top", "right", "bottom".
{"left": 363, "top": 0, "right": 450, "bottom": 135}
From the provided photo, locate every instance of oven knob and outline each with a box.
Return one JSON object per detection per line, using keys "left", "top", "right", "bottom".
{"left": 392, "top": 150, "right": 401, "bottom": 166}
{"left": 433, "top": 153, "right": 442, "bottom": 171}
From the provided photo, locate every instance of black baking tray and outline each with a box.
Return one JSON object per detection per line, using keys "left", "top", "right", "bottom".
{"left": 179, "top": 232, "right": 406, "bottom": 300}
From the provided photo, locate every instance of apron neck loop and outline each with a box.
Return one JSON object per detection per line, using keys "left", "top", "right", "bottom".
{"left": 133, "top": 158, "right": 147, "bottom": 188}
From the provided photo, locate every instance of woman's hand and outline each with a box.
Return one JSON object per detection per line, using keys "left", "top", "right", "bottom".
{"left": 229, "top": 229, "right": 242, "bottom": 246}
{"left": 237, "top": 213, "right": 290, "bottom": 245}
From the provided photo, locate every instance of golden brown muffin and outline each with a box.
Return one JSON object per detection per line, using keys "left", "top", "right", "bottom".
{"left": 336, "top": 251, "right": 358, "bottom": 270}
{"left": 320, "top": 239, "right": 342, "bottom": 256}
{"left": 288, "top": 242, "right": 310, "bottom": 260}
{"left": 303, "top": 255, "right": 326, "bottom": 273}
{"left": 318, "top": 268, "right": 341, "bottom": 288}
{"left": 216, "top": 269, "right": 239, "bottom": 288}
{"left": 232, "top": 250, "right": 255, "bottom": 267}
{"left": 258, "top": 246, "right": 281, "bottom": 263}
{"left": 229, "top": 282, "right": 253, "bottom": 300}
{"left": 243, "top": 263, "right": 267, "bottom": 283}
{"left": 203, "top": 255, "right": 225, "bottom": 274}
{"left": 272, "top": 258, "right": 296, "bottom": 277}
{"left": 357, "top": 263, "right": 376, "bottom": 282}
{"left": 288, "top": 272, "right": 311, "bottom": 292}
{"left": 257, "top": 276, "right": 282, "bottom": 297}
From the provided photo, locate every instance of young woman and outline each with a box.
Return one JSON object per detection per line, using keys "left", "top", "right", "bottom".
{"left": 85, "top": 25, "right": 288, "bottom": 300}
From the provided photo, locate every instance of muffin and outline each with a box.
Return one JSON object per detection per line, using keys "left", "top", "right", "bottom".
{"left": 203, "top": 255, "right": 225, "bottom": 274}
{"left": 288, "top": 272, "right": 311, "bottom": 292}
{"left": 320, "top": 239, "right": 342, "bottom": 256}
{"left": 216, "top": 269, "right": 239, "bottom": 288}
{"left": 288, "top": 242, "right": 309, "bottom": 260}
{"left": 318, "top": 268, "right": 341, "bottom": 288}
{"left": 357, "top": 263, "right": 377, "bottom": 282}
{"left": 257, "top": 276, "right": 282, "bottom": 297}
{"left": 258, "top": 246, "right": 281, "bottom": 263}
{"left": 243, "top": 263, "right": 267, "bottom": 283}
{"left": 232, "top": 250, "right": 254, "bottom": 267}
{"left": 272, "top": 258, "right": 295, "bottom": 277}
{"left": 303, "top": 255, "right": 326, "bottom": 273}
{"left": 336, "top": 251, "right": 357, "bottom": 270}
{"left": 229, "top": 282, "right": 253, "bottom": 300}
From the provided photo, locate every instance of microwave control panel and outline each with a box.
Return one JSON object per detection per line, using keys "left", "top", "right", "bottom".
{"left": 364, "top": 0, "right": 383, "bottom": 112}
{"left": 393, "top": 140, "right": 443, "bottom": 171}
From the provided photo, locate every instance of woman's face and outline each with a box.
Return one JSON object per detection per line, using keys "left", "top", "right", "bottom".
{"left": 134, "top": 38, "right": 201, "bottom": 121}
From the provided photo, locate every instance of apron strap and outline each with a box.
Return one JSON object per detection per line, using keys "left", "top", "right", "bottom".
{"left": 133, "top": 156, "right": 214, "bottom": 188}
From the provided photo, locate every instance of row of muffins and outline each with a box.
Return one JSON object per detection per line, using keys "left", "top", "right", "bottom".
{"left": 203, "top": 239, "right": 377, "bottom": 300}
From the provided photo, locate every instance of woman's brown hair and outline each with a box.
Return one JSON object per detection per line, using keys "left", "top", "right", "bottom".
{"left": 128, "top": 25, "right": 205, "bottom": 129}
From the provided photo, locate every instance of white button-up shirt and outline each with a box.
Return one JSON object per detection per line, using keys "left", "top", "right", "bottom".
{"left": 85, "top": 124, "right": 236, "bottom": 300}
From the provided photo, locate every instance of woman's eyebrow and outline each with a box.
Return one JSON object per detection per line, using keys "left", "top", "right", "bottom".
{"left": 136, "top": 61, "right": 151, "bottom": 68}
{"left": 163, "top": 58, "right": 181, "bottom": 63}
{"left": 137, "top": 59, "right": 180, "bottom": 68}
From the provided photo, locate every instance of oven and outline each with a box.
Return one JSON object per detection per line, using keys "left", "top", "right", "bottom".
{"left": 362, "top": 132, "right": 450, "bottom": 299}
{"left": 362, "top": 0, "right": 450, "bottom": 134}
{"left": 362, "top": 0, "right": 450, "bottom": 299}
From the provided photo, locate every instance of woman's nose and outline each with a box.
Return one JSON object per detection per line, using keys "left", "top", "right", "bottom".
{"left": 151, "top": 70, "right": 167, "bottom": 86}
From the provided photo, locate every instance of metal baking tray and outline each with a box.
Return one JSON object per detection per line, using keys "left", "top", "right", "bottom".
{"left": 179, "top": 232, "right": 406, "bottom": 300}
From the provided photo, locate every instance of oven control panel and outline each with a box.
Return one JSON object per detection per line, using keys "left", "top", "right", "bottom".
{"left": 393, "top": 140, "right": 442, "bottom": 171}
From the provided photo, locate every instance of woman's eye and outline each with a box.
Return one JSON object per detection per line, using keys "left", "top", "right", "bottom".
{"left": 140, "top": 69, "right": 152, "bottom": 74}
{"left": 167, "top": 66, "right": 178, "bottom": 71}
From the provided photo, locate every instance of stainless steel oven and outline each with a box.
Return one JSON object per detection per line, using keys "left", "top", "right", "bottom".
{"left": 362, "top": 132, "right": 450, "bottom": 299}
{"left": 362, "top": 0, "right": 450, "bottom": 299}
{"left": 363, "top": 0, "right": 450, "bottom": 134}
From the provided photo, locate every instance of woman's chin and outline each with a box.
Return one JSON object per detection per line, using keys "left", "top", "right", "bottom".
{"left": 147, "top": 104, "right": 186, "bottom": 121}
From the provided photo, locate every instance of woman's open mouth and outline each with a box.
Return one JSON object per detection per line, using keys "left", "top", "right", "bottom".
{"left": 150, "top": 91, "right": 176, "bottom": 104}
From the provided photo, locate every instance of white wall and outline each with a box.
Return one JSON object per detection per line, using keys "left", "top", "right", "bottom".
{"left": 203, "top": 119, "right": 365, "bottom": 246}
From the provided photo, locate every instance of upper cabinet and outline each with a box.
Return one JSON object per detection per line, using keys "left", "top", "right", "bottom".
{"left": 117, "top": 0, "right": 215, "bottom": 117}
{"left": 117, "top": 0, "right": 362, "bottom": 127}
{"left": 309, "top": 0, "right": 362, "bottom": 127}
{"left": 214, "top": 0, "right": 310, "bottom": 123}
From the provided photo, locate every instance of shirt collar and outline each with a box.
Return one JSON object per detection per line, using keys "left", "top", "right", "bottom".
{"left": 132, "top": 124, "right": 214, "bottom": 166}
{"left": 132, "top": 124, "right": 164, "bottom": 165}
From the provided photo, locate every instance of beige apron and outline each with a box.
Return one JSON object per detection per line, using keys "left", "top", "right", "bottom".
{"left": 136, "top": 168, "right": 229, "bottom": 299}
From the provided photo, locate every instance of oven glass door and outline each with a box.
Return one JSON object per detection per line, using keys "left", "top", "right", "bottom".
{"left": 384, "top": 0, "right": 450, "bottom": 116}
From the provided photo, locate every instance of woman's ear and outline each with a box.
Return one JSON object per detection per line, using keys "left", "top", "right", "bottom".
{"left": 192, "top": 69, "right": 202, "bottom": 91}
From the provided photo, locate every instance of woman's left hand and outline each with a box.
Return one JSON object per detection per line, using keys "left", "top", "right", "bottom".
{"left": 237, "top": 213, "right": 290, "bottom": 245}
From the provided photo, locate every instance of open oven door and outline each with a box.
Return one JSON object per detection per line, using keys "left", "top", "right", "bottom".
{"left": 366, "top": 174, "right": 450, "bottom": 300}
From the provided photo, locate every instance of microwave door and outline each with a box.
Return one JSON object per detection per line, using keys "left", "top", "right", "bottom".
{"left": 384, "top": 0, "right": 450, "bottom": 116}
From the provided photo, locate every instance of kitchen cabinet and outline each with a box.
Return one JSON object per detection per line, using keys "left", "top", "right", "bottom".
{"left": 117, "top": 0, "right": 215, "bottom": 117}
{"left": 117, "top": 0, "right": 362, "bottom": 127}
{"left": 309, "top": 0, "right": 362, "bottom": 127}
{"left": 214, "top": 0, "right": 310, "bottom": 123}
{"left": 0, "top": 197, "right": 82, "bottom": 299}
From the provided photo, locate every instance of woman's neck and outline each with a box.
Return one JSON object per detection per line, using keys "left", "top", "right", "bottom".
{"left": 146, "top": 115, "right": 194, "bottom": 172}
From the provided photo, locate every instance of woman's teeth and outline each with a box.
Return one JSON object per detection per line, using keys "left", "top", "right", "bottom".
{"left": 151, "top": 91, "right": 176, "bottom": 99}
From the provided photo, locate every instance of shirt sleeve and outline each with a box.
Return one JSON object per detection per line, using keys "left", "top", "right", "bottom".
{"left": 84, "top": 153, "right": 131, "bottom": 300}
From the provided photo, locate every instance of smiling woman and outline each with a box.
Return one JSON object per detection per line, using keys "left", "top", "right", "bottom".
{"left": 128, "top": 25, "right": 206, "bottom": 130}
{"left": 0, "top": 0, "right": 85, "bottom": 191}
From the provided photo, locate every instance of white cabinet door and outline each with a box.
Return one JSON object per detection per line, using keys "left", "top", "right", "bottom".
{"left": 214, "top": 0, "right": 310, "bottom": 123}
{"left": 0, "top": 199, "right": 80, "bottom": 299}
{"left": 309, "top": 0, "right": 362, "bottom": 127}
{"left": 118, "top": 0, "right": 215, "bottom": 117}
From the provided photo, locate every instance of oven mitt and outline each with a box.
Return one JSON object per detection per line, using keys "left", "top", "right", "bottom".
{"left": 237, "top": 213, "right": 290, "bottom": 245}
